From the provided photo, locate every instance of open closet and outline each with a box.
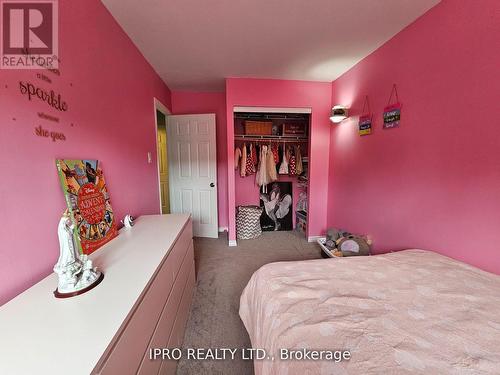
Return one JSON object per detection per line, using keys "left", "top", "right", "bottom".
{"left": 233, "top": 109, "right": 310, "bottom": 239}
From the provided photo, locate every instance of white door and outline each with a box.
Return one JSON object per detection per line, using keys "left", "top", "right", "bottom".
{"left": 167, "top": 114, "right": 218, "bottom": 238}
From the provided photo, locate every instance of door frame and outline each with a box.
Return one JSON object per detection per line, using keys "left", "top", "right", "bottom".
{"left": 153, "top": 97, "right": 171, "bottom": 214}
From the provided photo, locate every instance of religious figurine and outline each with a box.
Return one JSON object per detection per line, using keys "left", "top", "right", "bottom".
{"left": 53, "top": 210, "right": 103, "bottom": 298}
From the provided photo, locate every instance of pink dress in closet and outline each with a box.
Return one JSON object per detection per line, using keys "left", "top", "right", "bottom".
{"left": 234, "top": 147, "right": 242, "bottom": 170}
{"left": 240, "top": 143, "right": 247, "bottom": 177}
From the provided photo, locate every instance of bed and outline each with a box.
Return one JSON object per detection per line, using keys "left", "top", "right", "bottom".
{"left": 239, "top": 250, "right": 500, "bottom": 374}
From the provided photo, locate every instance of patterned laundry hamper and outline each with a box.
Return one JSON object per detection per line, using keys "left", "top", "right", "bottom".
{"left": 236, "top": 205, "right": 263, "bottom": 240}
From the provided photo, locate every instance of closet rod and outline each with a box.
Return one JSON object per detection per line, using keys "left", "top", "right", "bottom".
{"left": 235, "top": 137, "right": 308, "bottom": 143}
{"left": 234, "top": 135, "right": 307, "bottom": 140}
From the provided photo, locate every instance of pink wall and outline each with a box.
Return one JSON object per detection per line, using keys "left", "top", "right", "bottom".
{"left": 0, "top": 0, "right": 171, "bottom": 305}
{"left": 171, "top": 91, "right": 228, "bottom": 229}
{"left": 226, "top": 78, "right": 332, "bottom": 242}
{"left": 328, "top": 0, "right": 500, "bottom": 273}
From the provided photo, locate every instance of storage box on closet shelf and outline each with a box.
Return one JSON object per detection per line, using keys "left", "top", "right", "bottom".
{"left": 244, "top": 121, "right": 273, "bottom": 135}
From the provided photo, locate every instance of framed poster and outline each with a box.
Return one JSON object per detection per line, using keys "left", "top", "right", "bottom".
{"left": 56, "top": 159, "right": 117, "bottom": 255}
{"left": 260, "top": 182, "right": 293, "bottom": 231}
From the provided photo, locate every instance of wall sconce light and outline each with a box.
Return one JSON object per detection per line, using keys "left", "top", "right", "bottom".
{"left": 329, "top": 105, "right": 348, "bottom": 123}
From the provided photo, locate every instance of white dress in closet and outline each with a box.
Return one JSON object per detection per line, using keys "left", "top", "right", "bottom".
{"left": 255, "top": 145, "right": 269, "bottom": 191}
{"left": 278, "top": 145, "right": 289, "bottom": 174}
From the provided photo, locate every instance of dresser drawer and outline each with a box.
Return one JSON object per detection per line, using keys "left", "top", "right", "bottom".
{"left": 158, "top": 262, "right": 196, "bottom": 375}
{"left": 167, "top": 219, "right": 192, "bottom": 281}
{"left": 96, "top": 221, "right": 192, "bottom": 375}
{"left": 137, "top": 241, "right": 194, "bottom": 375}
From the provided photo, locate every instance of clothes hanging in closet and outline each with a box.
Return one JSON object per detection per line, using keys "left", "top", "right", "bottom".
{"left": 245, "top": 143, "right": 256, "bottom": 175}
{"left": 266, "top": 143, "right": 277, "bottom": 182}
{"left": 289, "top": 147, "right": 296, "bottom": 176}
{"left": 251, "top": 143, "right": 258, "bottom": 172}
{"left": 240, "top": 143, "right": 247, "bottom": 177}
{"left": 272, "top": 144, "right": 279, "bottom": 164}
{"left": 295, "top": 145, "right": 303, "bottom": 175}
{"left": 255, "top": 144, "right": 278, "bottom": 192}
{"left": 278, "top": 143, "right": 289, "bottom": 175}
{"left": 234, "top": 146, "right": 242, "bottom": 170}
{"left": 255, "top": 145, "right": 269, "bottom": 188}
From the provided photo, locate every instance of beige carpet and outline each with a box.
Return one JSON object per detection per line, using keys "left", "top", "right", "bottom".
{"left": 176, "top": 231, "right": 322, "bottom": 375}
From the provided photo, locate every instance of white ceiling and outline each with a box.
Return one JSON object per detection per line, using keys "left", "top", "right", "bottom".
{"left": 101, "top": 0, "right": 440, "bottom": 91}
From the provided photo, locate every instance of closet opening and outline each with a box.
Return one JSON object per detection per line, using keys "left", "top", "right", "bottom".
{"left": 233, "top": 109, "right": 310, "bottom": 240}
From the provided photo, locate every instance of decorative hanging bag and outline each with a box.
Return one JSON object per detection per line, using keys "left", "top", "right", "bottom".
{"left": 383, "top": 84, "right": 402, "bottom": 129}
{"left": 359, "top": 95, "right": 373, "bottom": 136}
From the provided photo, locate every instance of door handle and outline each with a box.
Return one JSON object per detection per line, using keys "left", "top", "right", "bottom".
{"left": 210, "top": 183, "right": 215, "bottom": 187}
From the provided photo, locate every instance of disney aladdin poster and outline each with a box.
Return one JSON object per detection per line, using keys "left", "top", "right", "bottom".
{"left": 56, "top": 159, "right": 117, "bottom": 255}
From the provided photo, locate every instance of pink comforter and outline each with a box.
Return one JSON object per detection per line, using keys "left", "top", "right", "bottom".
{"left": 239, "top": 250, "right": 500, "bottom": 374}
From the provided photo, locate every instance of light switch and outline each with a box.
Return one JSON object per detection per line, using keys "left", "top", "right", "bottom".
{"left": 147, "top": 152, "right": 152, "bottom": 164}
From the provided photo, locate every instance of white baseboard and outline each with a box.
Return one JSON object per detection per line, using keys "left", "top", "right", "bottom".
{"left": 228, "top": 239, "right": 237, "bottom": 247}
{"left": 307, "top": 235, "right": 326, "bottom": 243}
{"left": 218, "top": 226, "right": 228, "bottom": 233}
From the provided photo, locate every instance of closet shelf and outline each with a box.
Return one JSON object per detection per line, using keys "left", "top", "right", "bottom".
{"left": 234, "top": 113, "right": 309, "bottom": 121}
{"left": 235, "top": 135, "right": 308, "bottom": 143}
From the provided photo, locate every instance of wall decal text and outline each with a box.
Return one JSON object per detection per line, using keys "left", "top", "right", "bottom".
{"left": 19, "top": 81, "right": 68, "bottom": 111}
{"left": 38, "top": 112, "right": 60, "bottom": 122}
{"left": 35, "top": 125, "right": 66, "bottom": 142}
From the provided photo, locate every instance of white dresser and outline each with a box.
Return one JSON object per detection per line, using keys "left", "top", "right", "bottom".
{"left": 0, "top": 214, "right": 195, "bottom": 375}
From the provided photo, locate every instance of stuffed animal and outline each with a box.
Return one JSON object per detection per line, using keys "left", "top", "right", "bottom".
{"left": 324, "top": 228, "right": 346, "bottom": 249}
{"left": 324, "top": 227, "right": 371, "bottom": 257}
{"left": 336, "top": 235, "right": 370, "bottom": 256}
